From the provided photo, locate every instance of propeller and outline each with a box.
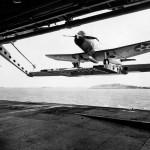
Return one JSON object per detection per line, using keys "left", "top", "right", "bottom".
{"left": 63, "top": 35, "right": 75, "bottom": 37}
{"left": 63, "top": 34, "right": 99, "bottom": 41}
{"left": 84, "top": 36, "right": 99, "bottom": 41}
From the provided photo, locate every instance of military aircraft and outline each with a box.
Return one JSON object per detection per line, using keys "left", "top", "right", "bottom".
{"left": 46, "top": 31, "right": 150, "bottom": 69}
{"left": 40, "top": 30, "right": 150, "bottom": 77}
{"left": 27, "top": 31, "right": 150, "bottom": 77}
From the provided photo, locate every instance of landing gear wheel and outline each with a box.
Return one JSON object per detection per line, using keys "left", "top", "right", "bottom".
{"left": 72, "top": 62, "right": 80, "bottom": 68}
{"left": 103, "top": 59, "right": 109, "bottom": 65}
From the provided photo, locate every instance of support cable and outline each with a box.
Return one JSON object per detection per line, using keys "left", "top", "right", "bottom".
{"left": 10, "top": 42, "right": 36, "bottom": 69}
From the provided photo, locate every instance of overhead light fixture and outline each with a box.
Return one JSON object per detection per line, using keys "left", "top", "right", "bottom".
{"left": 13, "top": 0, "right": 22, "bottom": 4}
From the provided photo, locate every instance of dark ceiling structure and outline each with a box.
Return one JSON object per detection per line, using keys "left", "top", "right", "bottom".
{"left": 0, "top": 0, "right": 150, "bottom": 44}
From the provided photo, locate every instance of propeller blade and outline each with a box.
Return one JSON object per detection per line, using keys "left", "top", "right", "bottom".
{"left": 84, "top": 36, "right": 99, "bottom": 41}
{"left": 63, "top": 35, "right": 75, "bottom": 37}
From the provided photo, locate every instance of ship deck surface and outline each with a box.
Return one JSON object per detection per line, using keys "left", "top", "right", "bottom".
{"left": 0, "top": 100, "right": 150, "bottom": 150}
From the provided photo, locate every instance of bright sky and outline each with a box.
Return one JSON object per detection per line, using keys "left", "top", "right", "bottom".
{"left": 1, "top": 9, "right": 150, "bottom": 87}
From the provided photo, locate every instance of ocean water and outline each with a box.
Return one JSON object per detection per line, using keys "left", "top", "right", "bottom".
{"left": 0, "top": 88, "right": 150, "bottom": 110}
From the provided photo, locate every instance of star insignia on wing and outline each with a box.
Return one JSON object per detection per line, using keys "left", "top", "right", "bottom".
{"left": 134, "top": 42, "right": 150, "bottom": 52}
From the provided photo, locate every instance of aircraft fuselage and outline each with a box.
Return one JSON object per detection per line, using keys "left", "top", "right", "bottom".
{"left": 74, "top": 31, "right": 95, "bottom": 55}
{"left": 74, "top": 31, "right": 98, "bottom": 63}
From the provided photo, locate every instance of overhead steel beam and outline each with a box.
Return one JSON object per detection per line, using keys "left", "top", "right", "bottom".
{"left": 1, "top": 1, "right": 150, "bottom": 44}
{"left": 0, "top": 0, "right": 115, "bottom": 35}
{"left": 0, "top": 45, "right": 28, "bottom": 75}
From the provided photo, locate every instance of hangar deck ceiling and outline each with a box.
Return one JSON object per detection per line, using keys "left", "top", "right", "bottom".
{"left": 0, "top": 0, "right": 150, "bottom": 44}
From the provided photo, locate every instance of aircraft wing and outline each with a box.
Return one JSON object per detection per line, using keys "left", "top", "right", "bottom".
{"left": 46, "top": 41, "right": 150, "bottom": 62}
{"left": 45, "top": 53, "right": 89, "bottom": 63}
{"left": 94, "top": 40, "right": 150, "bottom": 60}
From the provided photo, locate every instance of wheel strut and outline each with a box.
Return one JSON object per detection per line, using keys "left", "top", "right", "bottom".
{"left": 72, "top": 62, "right": 80, "bottom": 68}
{"left": 103, "top": 52, "right": 109, "bottom": 65}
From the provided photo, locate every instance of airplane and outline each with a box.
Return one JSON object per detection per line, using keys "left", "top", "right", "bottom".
{"left": 46, "top": 30, "right": 150, "bottom": 69}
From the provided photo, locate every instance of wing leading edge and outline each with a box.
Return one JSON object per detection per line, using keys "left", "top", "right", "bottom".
{"left": 45, "top": 53, "right": 89, "bottom": 63}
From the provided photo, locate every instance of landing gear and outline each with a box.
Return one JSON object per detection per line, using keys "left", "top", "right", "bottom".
{"left": 72, "top": 62, "right": 80, "bottom": 68}
{"left": 101, "top": 52, "right": 126, "bottom": 74}
{"left": 103, "top": 59, "right": 109, "bottom": 65}
{"left": 103, "top": 52, "right": 109, "bottom": 65}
